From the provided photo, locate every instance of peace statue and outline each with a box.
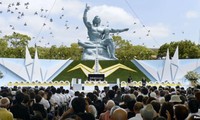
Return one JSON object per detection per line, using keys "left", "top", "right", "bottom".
{"left": 78, "top": 4, "right": 129, "bottom": 60}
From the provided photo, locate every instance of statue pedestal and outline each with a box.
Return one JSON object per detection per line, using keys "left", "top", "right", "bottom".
{"left": 81, "top": 45, "right": 110, "bottom": 60}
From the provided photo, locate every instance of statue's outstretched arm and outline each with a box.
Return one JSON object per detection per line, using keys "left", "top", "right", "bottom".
{"left": 83, "top": 4, "right": 91, "bottom": 28}
{"left": 110, "top": 28, "right": 129, "bottom": 33}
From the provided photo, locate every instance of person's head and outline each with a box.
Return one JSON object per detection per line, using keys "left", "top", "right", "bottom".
{"left": 72, "top": 97, "right": 86, "bottom": 113}
{"left": 92, "top": 16, "right": 101, "bottom": 27}
{"left": 146, "top": 97, "right": 156, "bottom": 104}
{"left": 35, "top": 94, "right": 42, "bottom": 103}
{"left": 122, "top": 94, "right": 132, "bottom": 104}
{"left": 127, "top": 99, "right": 136, "bottom": 111}
{"left": 109, "top": 106, "right": 120, "bottom": 118}
{"left": 86, "top": 92, "right": 95, "bottom": 102}
{"left": 29, "top": 91, "right": 35, "bottom": 100}
{"left": 133, "top": 102, "right": 143, "bottom": 113}
{"left": 15, "top": 92, "right": 24, "bottom": 103}
{"left": 159, "top": 102, "right": 174, "bottom": 120}
{"left": 23, "top": 94, "right": 30, "bottom": 104}
{"left": 141, "top": 87, "right": 148, "bottom": 95}
{"left": 150, "top": 100, "right": 160, "bottom": 114}
{"left": 38, "top": 90, "right": 45, "bottom": 97}
{"left": 164, "top": 94, "right": 171, "bottom": 102}
{"left": 174, "top": 105, "right": 189, "bottom": 120}
{"left": 136, "top": 95, "right": 144, "bottom": 102}
{"left": 188, "top": 99, "right": 199, "bottom": 113}
{"left": 106, "top": 100, "right": 115, "bottom": 111}
{"left": 111, "top": 108, "right": 127, "bottom": 120}
{"left": 140, "top": 104, "right": 157, "bottom": 120}
{"left": 88, "top": 105, "right": 97, "bottom": 118}
{"left": 0, "top": 97, "right": 10, "bottom": 108}
{"left": 46, "top": 91, "right": 52, "bottom": 101}
{"left": 107, "top": 90, "right": 115, "bottom": 99}
{"left": 74, "top": 91, "right": 80, "bottom": 96}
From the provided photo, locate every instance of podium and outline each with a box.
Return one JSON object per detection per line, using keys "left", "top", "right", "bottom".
{"left": 88, "top": 74, "right": 105, "bottom": 81}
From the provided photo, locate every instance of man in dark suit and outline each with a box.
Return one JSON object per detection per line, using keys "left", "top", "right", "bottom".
{"left": 142, "top": 77, "right": 147, "bottom": 86}
{"left": 127, "top": 76, "right": 132, "bottom": 83}
{"left": 10, "top": 92, "right": 30, "bottom": 120}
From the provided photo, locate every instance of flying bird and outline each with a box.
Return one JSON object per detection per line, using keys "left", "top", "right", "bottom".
{"left": 50, "top": 18, "right": 53, "bottom": 22}
{"left": 16, "top": 2, "right": 20, "bottom": 6}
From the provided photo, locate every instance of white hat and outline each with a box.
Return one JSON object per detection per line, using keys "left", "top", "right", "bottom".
{"left": 169, "top": 95, "right": 182, "bottom": 103}
{"left": 140, "top": 104, "right": 157, "bottom": 119}
{"left": 0, "top": 97, "right": 10, "bottom": 107}
{"left": 150, "top": 92, "right": 157, "bottom": 98}
{"left": 159, "top": 97, "right": 165, "bottom": 104}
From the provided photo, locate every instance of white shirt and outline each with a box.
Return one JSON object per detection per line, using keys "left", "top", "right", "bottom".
{"left": 39, "top": 97, "right": 50, "bottom": 110}
{"left": 52, "top": 94, "right": 61, "bottom": 106}
{"left": 129, "top": 113, "right": 143, "bottom": 120}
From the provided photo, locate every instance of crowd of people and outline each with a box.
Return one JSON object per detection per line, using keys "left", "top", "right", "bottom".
{"left": 0, "top": 83, "right": 200, "bottom": 120}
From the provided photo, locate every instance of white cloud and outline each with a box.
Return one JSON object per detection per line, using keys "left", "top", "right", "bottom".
{"left": 186, "top": 10, "right": 199, "bottom": 19}
{"left": 89, "top": 5, "right": 138, "bottom": 27}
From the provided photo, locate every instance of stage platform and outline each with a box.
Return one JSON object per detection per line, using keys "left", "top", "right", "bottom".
{"left": 4, "top": 80, "right": 190, "bottom": 92}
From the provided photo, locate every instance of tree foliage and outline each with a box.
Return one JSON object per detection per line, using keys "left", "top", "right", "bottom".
{"left": 158, "top": 40, "right": 200, "bottom": 59}
{"left": 113, "top": 36, "right": 156, "bottom": 60}
{"left": 4, "top": 32, "right": 31, "bottom": 48}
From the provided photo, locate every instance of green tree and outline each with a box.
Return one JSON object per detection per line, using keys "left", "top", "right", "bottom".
{"left": 69, "top": 43, "right": 82, "bottom": 60}
{"left": 158, "top": 40, "right": 200, "bottom": 59}
{"left": 0, "top": 38, "right": 8, "bottom": 57}
{"left": 4, "top": 32, "right": 31, "bottom": 48}
{"left": 113, "top": 36, "right": 155, "bottom": 60}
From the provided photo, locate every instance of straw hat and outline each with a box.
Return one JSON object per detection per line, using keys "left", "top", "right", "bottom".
{"left": 169, "top": 95, "right": 182, "bottom": 103}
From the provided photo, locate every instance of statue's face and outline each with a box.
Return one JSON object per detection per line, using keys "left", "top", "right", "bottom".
{"left": 93, "top": 16, "right": 101, "bottom": 27}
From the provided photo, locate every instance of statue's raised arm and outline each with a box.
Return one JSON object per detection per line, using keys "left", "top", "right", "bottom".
{"left": 83, "top": 4, "right": 91, "bottom": 28}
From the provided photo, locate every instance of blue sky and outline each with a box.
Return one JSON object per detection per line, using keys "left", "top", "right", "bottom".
{"left": 0, "top": 0, "right": 200, "bottom": 48}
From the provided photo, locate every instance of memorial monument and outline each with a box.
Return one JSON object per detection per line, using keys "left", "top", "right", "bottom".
{"left": 78, "top": 4, "right": 129, "bottom": 60}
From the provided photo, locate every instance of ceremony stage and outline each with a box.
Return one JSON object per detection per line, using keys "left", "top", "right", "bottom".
{"left": 6, "top": 80, "right": 185, "bottom": 92}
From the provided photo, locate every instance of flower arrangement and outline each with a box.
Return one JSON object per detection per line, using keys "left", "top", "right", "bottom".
{"left": 185, "top": 71, "right": 200, "bottom": 81}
